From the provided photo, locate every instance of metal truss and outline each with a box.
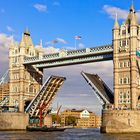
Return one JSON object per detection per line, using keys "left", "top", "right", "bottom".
{"left": 0, "top": 70, "right": 9, "bottom": 85}
{"left": 25, "top": 75, "right": 66, "bottom": 118}
{"left": 0, "top": 96, "right": 9, "bottom": 106}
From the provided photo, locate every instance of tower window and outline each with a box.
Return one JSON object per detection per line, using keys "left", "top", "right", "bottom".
{"left": 127, "top": 61, "right": 130, "bottom": 67}
{"left": 15, "top": 50, "right": 17, "bottom": 54}
{"left": 119, "top": 62, "right": 122, "bottom": 68}
{"left": 124, "top": 93, "right": 127, "bottom": 98}
{"left": 119, "top": 78, "right": 123, "bottom": 84}
{"left": 128, "top": 78, "right": 130, "bottom": 84}
{"left": 124, "top": 62, "right": 127, "bottom": 67}
{"left": 122, "top": 30, "right": 126, "bottom": 35}
{"left": 122, "top": 40, "right": 126, "bottom": 46}
{"left": 124, "top": 78, "right": 127, "bottom": 84}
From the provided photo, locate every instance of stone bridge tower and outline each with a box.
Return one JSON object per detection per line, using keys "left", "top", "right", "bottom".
{"left": 9, "top": 29, "right": 43, "bottom": 112}
{"left": 101, "top": 5, "right": 140, "bottom": 133}
{"left": 113, "top": 5, "right": 140, "bottom": 110}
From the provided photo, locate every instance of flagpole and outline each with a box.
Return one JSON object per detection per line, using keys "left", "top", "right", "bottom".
{"left": 75, "top": 38, "right": 77, "bottom": 50}
{"left": 74, "top": 36, "right": 81, "bottom": 50}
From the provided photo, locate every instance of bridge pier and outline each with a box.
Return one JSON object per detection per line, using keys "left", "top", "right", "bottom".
{"left": 0, "top": 112, "right": 29, "bottom": 130}
{"left": 101, "top": 109, "right": 140, "bottom": 133}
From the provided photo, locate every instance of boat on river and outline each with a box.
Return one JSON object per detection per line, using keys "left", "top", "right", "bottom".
{"left": 26, "top": 126, "right": 66, "bottom": 132}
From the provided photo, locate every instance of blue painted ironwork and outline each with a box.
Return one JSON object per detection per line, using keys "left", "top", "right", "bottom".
{"left": 23, "top": 45, "right": 113, "bottom": 68}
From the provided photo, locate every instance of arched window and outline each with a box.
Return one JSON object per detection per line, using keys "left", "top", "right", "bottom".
{"left": 124, "top": 62, "right": 127, "bottom": 67}
{"left": 127, "top": 61, "right": 130, "bottom": 67}
{"left": 15, "top": 50, "right": 17, "bottom": 54}
{"left": 122, "top": 30, "right": 126, "bottom": 35}
{"left": 119, "top": 78, "right": 123, "bottom": 84}
{"left": 124, "top": 92, "right": 127, "bottom": 98}
{"left": 124, "top": 77, "right": 127, "bottom": 84}
{"left": 29, "top": 86, "right": 33, "bottom": 92}
{"left": 122, "top": 40, "right": 126, "bottom": 46}
{"left": 120, "top": 62, "right": 122, "bottom": 68}
{"left": 128, "top": 77, "right": 130, "bottom": 84}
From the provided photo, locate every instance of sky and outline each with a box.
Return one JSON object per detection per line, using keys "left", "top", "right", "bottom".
{"left": 0, "top": 0, "right": 140, "bottom": 115}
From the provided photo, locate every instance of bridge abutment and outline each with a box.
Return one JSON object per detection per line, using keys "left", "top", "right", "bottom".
{"left": 101, "top": 109, "right": 140, "bottom": 133}
{"left": 0, "top": 112, "right": 29, "bottom": 130}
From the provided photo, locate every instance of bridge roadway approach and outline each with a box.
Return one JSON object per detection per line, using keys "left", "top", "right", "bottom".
{"left": 23, "top": 45, "right": 113, "bottom": 68}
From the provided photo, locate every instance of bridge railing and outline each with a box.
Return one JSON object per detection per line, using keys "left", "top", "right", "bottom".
{"left": 67, "top": 49, "right": 86, "bottom": 56}
{"left": 24, "top": 56, "right": 39, "bottom": 62}
{"left": 43, "top": 53, "right": 59, "bottom": 59}
{"left": 23, "top": 45, "right": 113, "bottom": 63}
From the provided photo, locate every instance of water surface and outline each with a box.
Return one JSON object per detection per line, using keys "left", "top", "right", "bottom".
{"left": 0, "top": 128, "right": 140, "bottom": 140}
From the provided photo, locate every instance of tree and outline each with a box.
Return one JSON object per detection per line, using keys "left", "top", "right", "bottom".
{"left": 65, "top": 116, "right": 77, "bottom": 126}
{"left": 52, "top": 114, "right": 61, "bottom": 124}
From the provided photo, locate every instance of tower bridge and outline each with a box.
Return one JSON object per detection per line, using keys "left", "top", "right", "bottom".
{"left": 1, "top": 4, "right": 140, "bottom": 133}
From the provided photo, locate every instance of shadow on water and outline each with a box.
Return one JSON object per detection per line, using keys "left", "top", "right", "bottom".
{"left": 0, "top": 128, "right": 140, "bottom": 140}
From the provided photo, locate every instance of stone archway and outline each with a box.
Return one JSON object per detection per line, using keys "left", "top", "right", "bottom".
{"left": 137, "top": 95, "right": 140, "bottom": 109}
{"left": 24, "top": 100, "right": 31, "bottom": 111}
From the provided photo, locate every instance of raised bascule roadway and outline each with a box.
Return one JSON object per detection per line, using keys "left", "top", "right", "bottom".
{"left": 1, "top": 4, "right": 140, "bottom": 133}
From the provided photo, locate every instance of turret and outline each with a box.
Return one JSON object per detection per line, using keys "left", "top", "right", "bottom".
{"left": 19, "top": 28, "right": 33, "bottom": 47}
{"left": 125, "top": 3, "right": 137, "bottom": 26}
{"left": 39, "top": 39, "right": 43, "bottom": 59}
{"left": 130, "top": 12, "right": 137, "bottom": 26}
{"left": 113, "top": 13, "right": 119, "bottom": 30}
{"left": 113, "top": 13, "right": 119, "bottom": 40}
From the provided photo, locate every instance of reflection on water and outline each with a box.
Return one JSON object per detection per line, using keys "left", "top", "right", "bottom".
{"left": 0, "top": 128, "right": 140, "bottom": 140}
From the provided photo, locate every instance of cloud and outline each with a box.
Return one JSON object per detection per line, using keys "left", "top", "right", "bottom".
{"left": 56, "top": 38, "right": 67, "bottom": 44}
{"left": 46, "top": 38, "right": 67, "bottom": 45}
{"left": 0, "top": 33, "right": 15, "bottom": 77}
{"left": 53, "top": 1, "right": 60, "bottom": 6}
{"left": 103, "top": 5, "right": 140, "bottom": 21}
{"left": 33, "top": 3, "right": 47, "bottom": 12}
{"left": 35, "top": 44, "right": 59, "bottom": 54}
{"left": 7, "top": 26, "right": 14, "bottom": 32}
{"left": 103, "top": 5, "right": 128, "bottom": 20}
{"left": 43, "top": 46, "right": 60, "bottom": 54}
{"left": 62, "top": 46, "right": 76, "bottom": 50}
{"left": 0, "top": 33, "right": 14, "bottom": 50}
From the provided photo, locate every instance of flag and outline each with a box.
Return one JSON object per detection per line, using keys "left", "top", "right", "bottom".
{"left": 51, "top": 39, "right": 58, "bottom": 44}
{"left": 75, "top": 36, "right": 82, "bottom": 40}
{"left": 136, "top": 50, "right": 140, "bottom": 58}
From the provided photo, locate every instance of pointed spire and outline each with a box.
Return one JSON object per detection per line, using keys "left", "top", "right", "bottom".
{"left": 11, "top": 36, "right": 14, "bottom": 45}
{"left": 131, "top": 12, "right": 138, "bottom": 25}
{"left": 113, "top": 13, "right": 119, "bottom": 29}
{"left": 24, "top": 27, "right": 30, "bottom": 36}
{"left": 20, "top": 33, "right": 25, "bottom": 46}
{"left": 10, "top": 37, "right": 15, "bottom": 49}
{"left": 39, "top": 39, "right": 43, "bottom": 52}
{"left": 130, "top": 0, "right": 135, "bottom": 13}
{"left": 40, "top": 39, "right": 43, "bottom": 48}
{"left": 125, "top": 1, "right": 137, "bottom": 25}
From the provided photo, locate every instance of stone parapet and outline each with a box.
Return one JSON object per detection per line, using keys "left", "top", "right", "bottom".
{"left": 101, "top": 109, "right": 140, "bottom": 133}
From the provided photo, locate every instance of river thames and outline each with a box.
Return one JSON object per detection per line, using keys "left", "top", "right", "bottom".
{"left": 0, "top": 128, "right": 140, "bottom": 140}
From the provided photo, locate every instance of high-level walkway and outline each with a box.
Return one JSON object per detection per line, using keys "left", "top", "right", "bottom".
{"left": 23, "top": 45, "right": 113, "bottom": 68}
